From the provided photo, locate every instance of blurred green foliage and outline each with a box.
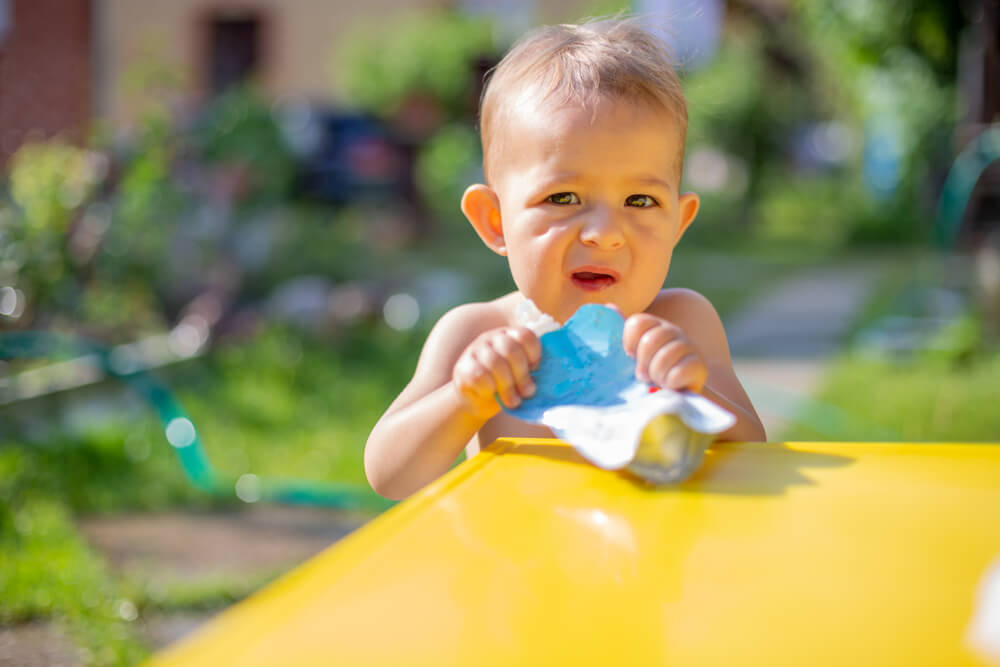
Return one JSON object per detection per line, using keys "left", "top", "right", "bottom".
{"left": 783, "top": 351, "right": 1000, "bottom": 442}
{"left": 679, "top": 0, "right": 958, "bottom": 248}
{"left": 335, "top": 10, "right": 494, "bottom": 120}
{"left": 0, "top": 489, "right": 148, "bottom": 665}
{"left": 110, "top": 108, "right": 177, "bottom": 268}
{"left": 3, "top": 141, "right": 104, "bottom": 312}
{"left": 8, "top": 142, "right": 101, "bottom": 235}
{"left": 335, "top": 10, "right": 495, "bottom": 221}
{"left": 414, "top": 123, "right": 482, "bottom": 226}
{"left": 0, "top": 83, "right": 306, "bottom": 335}
{"left": 185, "top": 324, "right": 421, "bottom": 485}
{"left": 0, "top": 130, "right": 177, "bottom": 336}
{"left": 192, "top": 85, "right": 296, "bottom": 204}
{"left": 0, "top": 323, "right": 417, "bottom": 514}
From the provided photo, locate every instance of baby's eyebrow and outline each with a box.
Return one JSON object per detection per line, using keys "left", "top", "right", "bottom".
{"left": 631, "top": 176, "right": 673, "bottom": 192}
{"left": 534, "top": 173, "right": 672, "bottom": 191}
{"left": 536, "top": 172, "right": 579, "bottom": 188}
{"left": 527, "top": 173, "right": 673, "bottom": 199}
{"left": 526, "top": 174, "right": 579, "bottom": 199}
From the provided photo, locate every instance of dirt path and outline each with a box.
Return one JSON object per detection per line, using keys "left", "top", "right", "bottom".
{"left": 724, "top": 261, "right": 886, "bottom": 437}
{"left": 0, "top": 622, "right": 81, "bottom": 667}
{"left": 79, "top": 506, "right": 370, "bottom": 650}
{"left": 2, "top": 506, "right": 370, "bottom": 663}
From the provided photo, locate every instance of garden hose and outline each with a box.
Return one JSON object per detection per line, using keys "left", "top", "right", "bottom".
{"left": 936, "top": 123, "right": 1000, "bottom": 247}
{"left": 0, "top": 331, "right": 393, "bottom": 512}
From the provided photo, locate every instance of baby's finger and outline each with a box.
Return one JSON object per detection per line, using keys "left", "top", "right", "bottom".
{"left": 622, "top": 313, "right": 662, "bottom": 357}
{"left": 474, "top": 345, "right": 520, "bottom": 408}
{"left": 507, "top": 327, "right": 542, "bottom": 367}
{"left": 665, "top": 355, "right": 707, "bottom": 393}
{"left": 634, "top": 324, "right": 681, "bottom": 381}
{"left": 454, "top": 354, "right": 495, "bottom": 396}
{"left": 490, "top": 331, "right": 535, "bottom": 397}
{"left": 453, "top": 355, "right": 499, "bottom": 414}
{"left": 647, "top": 340, "right": 694, "bottom": 388}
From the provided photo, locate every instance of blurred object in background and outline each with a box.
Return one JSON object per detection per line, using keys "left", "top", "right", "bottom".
{"left": 979, "top": 228, "right": 1000, "bottom": 340}
{"left": 280, "top": 105, "right": 410, "bottom": 207}
{"left": 332, "top": 8, "right": 500, "bottom": 233}
{"left": 955, "top": 0, "right": 1000, "bottom": 247}
{"left": 461, "top": 0, "right": 535, "bottom": 46}
{"left": 958, "top": 0, "right": 1000, "bottom": 342}
{"left": 634, "top": 0, "right": 724, "bottom": 70}
{"left": 205, "top": 10, "right": 260, "bottom": 97}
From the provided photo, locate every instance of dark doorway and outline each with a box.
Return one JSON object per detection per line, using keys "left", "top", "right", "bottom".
{"left": 209, "top": 16, "right": 259, "bottom": 96}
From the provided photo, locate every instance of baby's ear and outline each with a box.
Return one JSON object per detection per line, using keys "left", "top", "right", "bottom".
{"left": 461, "top": 184, "right": 506, "bottom": 256}
{"left": 675, "top": 192, "right": 700, "bottom": 242}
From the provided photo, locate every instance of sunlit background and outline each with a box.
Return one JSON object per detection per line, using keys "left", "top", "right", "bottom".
{"left": 1, "top": 0, "right": 998, "bottom": 663}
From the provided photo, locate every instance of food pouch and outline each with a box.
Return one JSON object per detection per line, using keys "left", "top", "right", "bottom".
{"left": 507, "top": 301, "right": 735, "bottom": 483}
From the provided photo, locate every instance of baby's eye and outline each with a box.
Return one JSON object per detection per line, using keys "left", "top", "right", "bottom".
{"left": 547, "top": 192, "right": 580, "bottom": 205}
{"left": 625, "top": 194, "right": 658, "bottom": 208}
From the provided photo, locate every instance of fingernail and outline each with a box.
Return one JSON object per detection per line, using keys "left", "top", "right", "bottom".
{"left": 525, "top": 382, "right": 536, "bottom": 396}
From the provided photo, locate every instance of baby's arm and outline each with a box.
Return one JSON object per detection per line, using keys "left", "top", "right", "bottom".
{"left": 636, "top": 289, "right": 766, "bottom": 442}
{"left": 364, "top": 303, "right": 540, "bottom": 500}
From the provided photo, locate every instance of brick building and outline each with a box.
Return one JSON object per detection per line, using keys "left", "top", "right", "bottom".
{"left": 0, "top": 0, "right": 92, "bottom": 166}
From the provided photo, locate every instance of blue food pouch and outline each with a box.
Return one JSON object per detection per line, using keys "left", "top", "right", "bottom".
{"left": 505, "top": 302, "right": 735, "bottom": 483}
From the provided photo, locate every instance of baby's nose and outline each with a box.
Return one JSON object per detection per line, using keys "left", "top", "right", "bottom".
{"left": 579, "top": 208, "right": 625, "bottom": 249}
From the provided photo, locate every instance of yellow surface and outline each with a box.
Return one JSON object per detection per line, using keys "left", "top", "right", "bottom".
{"left": 148, "top": 440, "right": 1000, "bottom": 666}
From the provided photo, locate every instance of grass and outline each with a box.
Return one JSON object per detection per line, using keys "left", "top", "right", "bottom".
{"left": 781, "top": 351, "right": 1000, "bottom": 442}
{"left": 0, "top": 321, "right": 426, "bottom": 665}
{"left": 118, "top": 568, "right": 284, "bottom": 613}
{"left": 0, "top": 495, "right": 148, "bottom": 665}
{"left": 175, "top": 324, "right": 424, "bottom": 491}
{"left": 777, "top": 248, "right": 1000, "bottom": 443}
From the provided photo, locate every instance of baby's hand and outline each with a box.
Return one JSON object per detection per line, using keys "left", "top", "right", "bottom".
{"left": 452, "top": 327, "right": 541, "bottom": 419}
{"left": 623, "top": 313, "right": 707, "bottom": 393}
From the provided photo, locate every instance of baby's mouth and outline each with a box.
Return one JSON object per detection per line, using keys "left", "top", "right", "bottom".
{"left": 571, "top": 271, "right": 618, "bottom": 291}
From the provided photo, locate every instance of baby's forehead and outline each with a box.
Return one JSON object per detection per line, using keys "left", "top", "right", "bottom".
{"left": 488, "top": 92, "right": 684, "bottom": 181}
{"left": 506, "top": 90, "right": 678, "bottom": 134}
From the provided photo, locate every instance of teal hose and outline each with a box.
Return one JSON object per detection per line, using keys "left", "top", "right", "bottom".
{"left": 936, "top": 124, "right": 1000, "bottom": 247}
{"left": 0, "top": 331, "right": 393, "bottom": 512}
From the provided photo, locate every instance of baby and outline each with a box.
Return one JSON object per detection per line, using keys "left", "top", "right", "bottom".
{"left": 365, "top": 18, "right": 765, "bottom": 499}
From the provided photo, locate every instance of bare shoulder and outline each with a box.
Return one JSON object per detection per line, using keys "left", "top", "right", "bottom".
{"left": 381, "top": 298, "right": 511, "bottom": 418}
{"left": 648, "top": 287, "right": 720, "bottom": 325}
{"left": 421, "top": 299, "right": 510, "bottom": 367}
{"left": 647, "top": 288, "right": 732, "bottom": 362}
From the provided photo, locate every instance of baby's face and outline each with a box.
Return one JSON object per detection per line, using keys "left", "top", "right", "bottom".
{"left": 488, "top": 96, "right": 698, "bottom": 323}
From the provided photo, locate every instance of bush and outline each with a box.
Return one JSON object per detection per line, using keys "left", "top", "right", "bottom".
{"left": 3, "top": 140, "right": 105, "bottom": 312}
{"left": 783, "top": 351, "right": 1000, "bottom": 442}
{"left": 191, "top": 85, "right": 296, "bottom": 204}
{"left": 414, "top": 123, "right": 482, "bottom": 226}
{"left": 335, "top": 10, "right": 494, "bottom": 122}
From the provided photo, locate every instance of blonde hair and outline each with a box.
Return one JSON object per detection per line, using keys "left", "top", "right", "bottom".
{"left": 479, "top": 18, "right": 688, "bottom": 184}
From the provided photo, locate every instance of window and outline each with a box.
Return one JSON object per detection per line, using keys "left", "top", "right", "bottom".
{"left": 208, "top": 15, "right": 259, "bottom": 95}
